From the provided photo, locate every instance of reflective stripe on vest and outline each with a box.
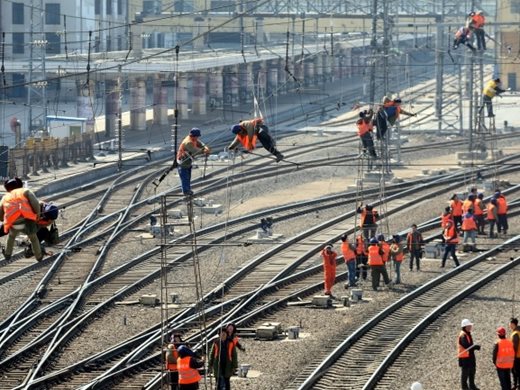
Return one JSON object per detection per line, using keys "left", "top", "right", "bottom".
{"left": 341, "top": 242, "right": 356, "bottom": 262}
{"left": 3, "top": 188, "right": 37, "bottom": 233}
{"left": 487, "top": 204, "right": 496, "bottom": 220}
{"left": 496, "top": 338, "right": 515, "bottom": 369}
{"left": 237, "top": 133, "right": 258, "bottom": 151}
{"left": 458, "top": 332, "right": 471, "bottom": 358}
{"left": 368, "top": 245, "right": 384, "bottom": 266}
{"left": 212, "top": 340, "right": 234, "bottom": 361}
{"left": 357, "top": 120, "right": 373, "bottom": 136}
{"left": 462, "top": 216, "right": 477, "bottom": 231}
{"left": 177, "top": 356, "right": 201, "bottom": 384}
{"left": 513, "top": 330, "right": 520, "bottom": 358}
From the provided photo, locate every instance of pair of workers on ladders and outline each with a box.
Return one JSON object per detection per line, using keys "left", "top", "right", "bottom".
{"left": 176, "top": 117, "right": 284, "bottom": 196}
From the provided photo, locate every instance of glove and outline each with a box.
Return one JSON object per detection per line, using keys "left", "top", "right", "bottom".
{"left": 473, "top": 344, "right": 481, "bottom": 351}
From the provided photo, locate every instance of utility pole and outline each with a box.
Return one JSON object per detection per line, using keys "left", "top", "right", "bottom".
{"left": 468, "top": 0, "right": 476, "bottom": 152}
{"left": 382, "top": 0, "right": 389, "bottom": 94}
{"left": 40, "top": 0, "right": 47, "bottom": 129}
{"left": 368, "top": 0, "right": 378, "bottom": 105}
{"left": 28, "top": 2, "right": 34, "bottom": 136}
{"left": 435, "top": 0, "right": 445, "bottom": 135}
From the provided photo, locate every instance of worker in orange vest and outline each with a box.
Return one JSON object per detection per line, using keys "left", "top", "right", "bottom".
{"left": 354, "top": 234, "right": 368, "bottom": 281}
{"left": 226, "top": 323, "right": 246, "bottom": 353}
{"left": 461, "top": 209, "right": 478, "bottom": 252}
{"left": 321, "top": 244, "right": 337, "bottom": 296}
{"left": 450, "top": 194, "right": 464, "bottom": 230}
{"left": 495, "top": 190, "right": 508, "bottom": 235}
{"left": 474, "top": 193, "right": 485, "bottom": 235}
{"left": 462, "top": 194, "right": 475, "bottom": 214}
{"left": 486, "top": 198, "right": 498, "bottom": 238}
{"left": 510, "top": 317, "right": 520, "bottom": 389}
{"left": 357, "top": 204, "right": 378, "bottom": 240}
{"left": 458, "top": 319, "right": 481, "bottom": 390}
{"left": 406, "top": 224, "right": 424, "bottom": 272}
{"left": 441, "top": 206, "right": 453, "bottom": 229}
{"left": 0, "top": 177, "right": 43, "bottom": 261}
{"left": 367, "top": 237, "right": 391, "bottom": 291}
{"left": 177, "top": 345, "right": 204, "bottom": 390}
{"left": 356, "top": 109, "right": 377, "bottom": 159}
{"left": 442, "top": 220, "right": 460, "bottom": 268}
{"left": 176, "top": 128, "right": 211, "bottom": 196}
{"left": 494, "top": 326, "right": 515, "bottom": 390}
{"left": 209, "top": 327, "right": 238, "bottom": 390}
{"left": 389, "top": 235, "right": 404, "bottom": 284}
{"left": 165, "top": 342, "right": 180, "bottom": 390}
{"left": 341, "top": 234, "right": 357, "bottom": 288}
{"left": 229, "top": 118, "right": 284, "bottom": 162}
{"left": 377, "top": 234, "right": 390, "bottom": 263}
{"left": 467, "top": 10, "right": 486, "bottom": 50}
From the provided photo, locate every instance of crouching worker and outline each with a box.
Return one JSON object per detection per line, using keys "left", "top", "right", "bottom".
{"left": 229, "top": 118, "right": 284, "bottom": 162}
{"left": 0, "top": 178, "right": 43, "bottom": 261}
{"left": 24, "top": 202, "right": 59, "bottom": 258}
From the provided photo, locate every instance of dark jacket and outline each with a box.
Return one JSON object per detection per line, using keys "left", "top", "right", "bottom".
{"left": 459, "top": 330, "right": 477, "bottom": 367}
{"left": 208, "top": 337, "right": 238, "bottom": 379}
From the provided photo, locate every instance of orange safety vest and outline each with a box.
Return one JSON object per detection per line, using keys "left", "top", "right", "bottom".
{"left": 341, "top": 241, "right": 356, "bottom": 262}
{"left": 177, "top": 356, "right": 201, "bottom": 384}
{"left": 355, "top": 236, "right": 367, "bottom": 255}
{"left": 356, "top": 119, "right": 373, "bottom": 137}
{"left": 473, "top": 199, "right": 483, "bottom": 216}
{"left": 367, "top": 245, "right": 384, "bottom": 266}
{"left": 472, "top": 14, "right": 485, "bottom": 28}
{"left": 235, "top": 132, "right": 258, "bottom": 151}
{"left": 458, "top": 332, "right": 471, "bottom": 358}
{"left": 360, "top": 209, "right": 378, "bottom": 227}
{"left": 495, "top": 338, "right": 515, "bottom": 369}
{"left": 450, "top": 199, "right": 463, "bottom": 217}
{"left": 462, "top": 199, "right": 474, "bottom": 214}
{"left": 461, "top": 215, "right": 477, "bottom": 231}
{"left": 444, "top": 225, "right": 459, "bottom": 244}
{"left": 165, "top": 347, "right": 179, "bottom": 371}
{"left": 441, "top": 213, "right": 453, "bottom": 228}
{"left": 496, "top": 197, "right": 508, "bottom": 215}
{"left": 391, "top": 244, "right": 404, "bottom": 262}
{"left": 380, "top": 241, "right": 390, "bottom": 263}
{"left": 322, "top": 249, "right": 337, "bottom": 267}
{"left": 487, "top": 203, "right": 496, "bottom": 220}
{"left": 176, "top": 135, "right": 197, "bottom": 161}
{"left": 2, "top": 188, "right": 38, "bottom": 233}
{"left": 513, "top": 330, "right": 520, "bottom": 358}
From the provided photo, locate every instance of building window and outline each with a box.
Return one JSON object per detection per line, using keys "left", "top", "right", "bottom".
{"left": 12, "top": 33, "right": 25, "bottom": 54}
{"left": 512, "top": 3, "right": 520, "bottom": 13}
{"left": 95, "top": 0, "right": 101, "bottom": 14}
{"left": 45, "top": 3, "right": 61, "bottom": 25}
{"left": 45, "top": 33, "right": 61, "bottom": 54}
{"left": 106, "top": 0, "right": 112, "bottom": 15}
{"left": 117, "top": 0, "right": 123, "bottom": 15}
{"left": 12, "top": 3, "right": 24, "bottom": 24}
{"left": 106, "top": 35, "right": 112, "bottom": 51}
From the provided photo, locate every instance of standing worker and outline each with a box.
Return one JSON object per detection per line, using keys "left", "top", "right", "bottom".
{"left": 209, "top": 327, "right": 238, "bottom": 390}
{"left": 177, "top": 345, "right": 204, "bottom": 390}
{"left": 479, "top": 78, "right": 505, "bottom": 118}
{"left": 355, "top": 234, "right": 368, "bottom": 282}
{"left": 228, "top": 118, "right": 284, "bottom": 162}
{"left": 340, "top": 234, "right": 357, "bottom": 288}
{"left": 474, "top": 193, "right": 485, "bottom": 235}
{"left": 493, "top": 326, "right": 515, "bottom": 390}
{"left": 356, "top": 109, "right": 377, "bottom": 159}
{"left": 458, "top": 318, "right": 481, "bottom": 390}
{"left": 406, "top": 224, "right": 424, "bottom": 272}
{"left": 321, "top": 244, "right": 337, "bottom": 296}
{"left": 461, "top": 209, "right": 478, "bottom": 252}
{"left": 165, "top": 342, "right": 180, "bottom": 390}
{"left": 389, "top": 235, "right": 404, "bottom": 284}
{"left": 486, "top": 198, "right": 499, "bottom": 238}
{"left": 495, "top": 190, "right": 508, "bottom": 235}
{"left": 0, "top": 178, "right": 43, "bottom": 262}
{"left": 367, "top": 237, "right": 391, "bottom": 291}
{"left": 441, "top": 206, "right": 454, "bottom": 229}
{"left": 357, "top": 203, "right": 379, "bottom": 240}
{"left": 510, "top": 318, "right": 520, "bottom": 390}
{"left": 441, "top": 221, "right": 460, "bottom": 268}
{"left": 450, "top": 194, "right": 464, "bottom": 230}
{"left": 176, "top": 128, "right": 211, "bottom": 196}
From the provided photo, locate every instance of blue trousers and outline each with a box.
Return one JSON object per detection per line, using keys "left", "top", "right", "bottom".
{"left": 346, "top": 260, "right": 356, "bottom": 286}
{"left": 178, "top": 166, "right": 192, "bottom": 194}
{"left": 393, "top": 260, "right": 401, "bottom": 284}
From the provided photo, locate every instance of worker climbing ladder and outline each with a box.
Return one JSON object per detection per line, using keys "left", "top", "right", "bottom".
{"left": 159, "top": 194, "right": 209, "bottom": 389}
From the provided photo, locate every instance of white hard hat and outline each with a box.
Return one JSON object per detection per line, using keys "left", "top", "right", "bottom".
{"left": 461, "top": 319, "right": 473, "bottom": 328}
{"left": 411, "top": 382, "right": 424, "bottom": 390}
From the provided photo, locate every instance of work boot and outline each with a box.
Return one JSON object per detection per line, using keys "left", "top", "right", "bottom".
{"left": 2, "top": 247, "right": 11, "bottom": 261}
{"left": 275, "top": 152, "right": 284, "bottom": 163}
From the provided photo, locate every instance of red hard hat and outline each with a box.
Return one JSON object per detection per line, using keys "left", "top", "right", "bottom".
{"left": 497, "top": 327, "right": 506, "bottom": 336}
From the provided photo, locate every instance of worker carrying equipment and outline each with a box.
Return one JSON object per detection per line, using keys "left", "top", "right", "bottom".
{"left": 228, "top": 118, "right": 284, "bottom": 162}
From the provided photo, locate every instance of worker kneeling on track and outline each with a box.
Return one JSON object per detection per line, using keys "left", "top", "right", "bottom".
{"left": 24, "top": 202, "right": 59, "bottom": 258}
{"left": 0, "top": 177, "right": 44, "bottom": 262}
